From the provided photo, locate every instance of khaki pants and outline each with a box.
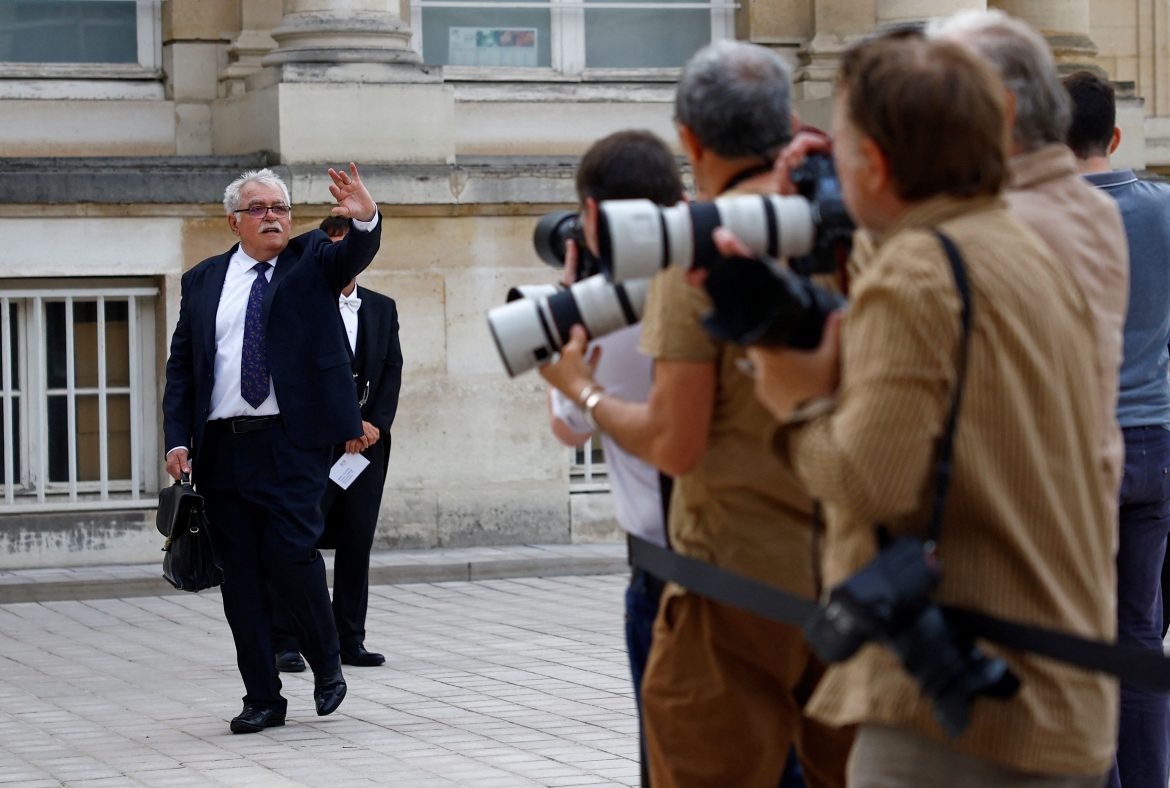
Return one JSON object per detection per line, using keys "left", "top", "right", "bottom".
{"left": 642, "top": 586, "right": 855, "bottom": 788}
{"left": 848, "top": 724, "right": 1107, "bottom": 788}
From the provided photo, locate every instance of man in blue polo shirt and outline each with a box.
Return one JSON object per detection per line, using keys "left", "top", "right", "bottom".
{"left": 1066, "top": 70, "right": 1170, "bottom": 788}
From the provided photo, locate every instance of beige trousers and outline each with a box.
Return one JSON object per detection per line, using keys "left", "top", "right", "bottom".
{"left": 641, "top": 586, "right": 855, "bottom": 788}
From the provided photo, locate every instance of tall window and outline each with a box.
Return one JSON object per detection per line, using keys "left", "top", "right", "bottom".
{"left": 0, "top": 285, "right": 159, "bottom": 511}
{"left": 0, "top": 0, "right": 161, "bottom": 76}
{"left": 411, "top": 0, "right": 733, "bottom": 77}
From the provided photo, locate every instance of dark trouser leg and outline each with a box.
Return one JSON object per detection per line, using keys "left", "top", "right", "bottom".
{"left": 330, "top": 442, "right": 385, "bottom": 650}
{"left": 268, "top": 584, "right": 301, "bottom": 655}
{"left": 225, "top": 424, "right": 339, "bottom": 676}
{"left": 203, "top": 488, "right": 284, "bottom": 708}
{"left": 1108, "top": 425, "right": 1170, "bottom": 788}
{"left": 625, "top": 566, "right": 663, "bottom": 788}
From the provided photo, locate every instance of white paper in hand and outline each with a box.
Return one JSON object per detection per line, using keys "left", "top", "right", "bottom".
{"left": 329, "top": 452, "right": 371, "bottom": 490}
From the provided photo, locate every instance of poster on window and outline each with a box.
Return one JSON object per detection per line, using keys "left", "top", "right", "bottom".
{"left": 448, "top": 27, "right": 538, "bottom": 67}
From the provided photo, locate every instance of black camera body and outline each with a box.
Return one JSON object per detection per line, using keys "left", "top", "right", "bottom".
{"left": 789, "top": 154, "right": 855, "bottom": 276}
{"left": 804, "top": 536, "right": 1020, "bottom": 737}
{"left": 533, "top": 210, "right": 602, "bottom": 280}
{"left": 700, "top": 255, "right": 845, "bottom": 349}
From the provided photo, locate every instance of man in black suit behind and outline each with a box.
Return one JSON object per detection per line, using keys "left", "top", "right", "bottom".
{"left": 162, "top": 164, "right": 381, "bottom": 734}
{"left": 272, "top": 216, "right": 403, "bottom": 672}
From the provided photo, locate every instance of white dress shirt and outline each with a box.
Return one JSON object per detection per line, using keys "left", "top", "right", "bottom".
{"left": 340, "top": 288, "right": 361, "bottom": 354}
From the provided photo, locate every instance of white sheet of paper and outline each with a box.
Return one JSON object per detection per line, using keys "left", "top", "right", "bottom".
{"left": 329, "top": 452, "right": 371, "bottom": 490}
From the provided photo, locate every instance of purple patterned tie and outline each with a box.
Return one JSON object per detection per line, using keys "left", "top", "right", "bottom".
{"left": 241, "top": 262, "right": 271, "bottom": 408}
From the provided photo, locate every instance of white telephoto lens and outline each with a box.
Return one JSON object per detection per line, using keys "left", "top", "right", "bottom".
{"left": 712, "top": 194, "right": 816, "bottom": 260}
{"left": 599, "top": 199, "right": 672, "bottom": 283}
{"left": 569, "top": 275, "right": 642, "bottom": 337}
{"left": 486, "top": 298, "right": 559, "bottom": 378}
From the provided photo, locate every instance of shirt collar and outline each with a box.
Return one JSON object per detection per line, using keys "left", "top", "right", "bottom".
{"left": 232, "top": 245, "right": 278, "bottom": 271}
{"left": 1083, "top": 169, "right": 1139, "bottom": 189}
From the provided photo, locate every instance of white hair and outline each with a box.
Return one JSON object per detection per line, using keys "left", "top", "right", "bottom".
{"left": 928, "top": 10, "right": 1070, "bottom": 153}
{"left": 222, "top": 168, "right": 291, "bottom": 216}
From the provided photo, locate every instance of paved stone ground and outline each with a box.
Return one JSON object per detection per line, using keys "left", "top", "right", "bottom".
{"left": 0, "top": 573, "right": 638, "bottom": 787}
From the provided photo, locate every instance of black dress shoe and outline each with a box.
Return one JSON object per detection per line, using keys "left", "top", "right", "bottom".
{"left": 341, "top": 644, "right": 386, "bottom": 667}
{"left": 275, "top": 650, "right": 306, "bottom": 673}
{"left": 313, "top": 668, "right": 347, "bottom": 716}
{"left": 230, "top": 702, "right": 286, "bottom": 734}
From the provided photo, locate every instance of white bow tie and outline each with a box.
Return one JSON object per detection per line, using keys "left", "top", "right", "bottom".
{"left": 339, "top": 295, "right": 362, "bottom": 313}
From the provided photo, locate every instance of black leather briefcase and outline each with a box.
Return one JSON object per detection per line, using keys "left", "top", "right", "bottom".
{"left": 157, "top": 473, "right": 223, "bottom": 592}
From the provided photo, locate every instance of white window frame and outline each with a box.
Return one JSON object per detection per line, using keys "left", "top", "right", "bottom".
{"left": 0, "top": 285, "right": 160, "bottom": 513}
{"left": 569, "top": 434, "right": 609, "bottom": 492}
{"left": 410, "top": 0, "right": 736, "bottom": 80}
{"left": 0, "top": 0, "right": 162, "bottom": 80}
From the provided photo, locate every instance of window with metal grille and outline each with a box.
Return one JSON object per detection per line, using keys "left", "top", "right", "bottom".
{"left": 0, "top": 285, "right": 159, "bottom": 511}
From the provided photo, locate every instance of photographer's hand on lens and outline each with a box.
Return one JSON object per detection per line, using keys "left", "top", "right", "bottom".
{"left": 561, "top": 239, "right": 580, "bottom": 287}
{"left": 537, "top": 324, "right": 602, "bottom": 403}
{"left": 745, "top": 310, "right": 844, "bottom": 421}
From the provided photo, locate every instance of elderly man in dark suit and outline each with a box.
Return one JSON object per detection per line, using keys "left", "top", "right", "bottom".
{"left": 272, "top": 215, "right": 403, "bottom": 673}
{"left": 162, "top": 164, "right": 381, "bottom": 734}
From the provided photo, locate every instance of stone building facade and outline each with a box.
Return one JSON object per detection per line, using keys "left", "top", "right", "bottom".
{"left": 0, "top": 0, "right": 1163, "bottom": 567}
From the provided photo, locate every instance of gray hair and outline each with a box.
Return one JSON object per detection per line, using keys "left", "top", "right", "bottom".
{"left": 222, "top": 168, "right": 291, "bottom": 216}
{"left": 675, "top": 40, "right": 793, "bottom": 161}
{"left": 929, "top": 10, "right": 1070, "bottom": 153}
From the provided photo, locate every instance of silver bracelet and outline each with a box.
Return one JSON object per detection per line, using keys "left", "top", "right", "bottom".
{"left": 582, "top": 388, "right": 606, "bottom": 432}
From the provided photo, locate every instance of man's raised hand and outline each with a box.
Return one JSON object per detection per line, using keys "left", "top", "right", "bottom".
{"left": 328, "top": 162, "right": 377, "bottom": 223}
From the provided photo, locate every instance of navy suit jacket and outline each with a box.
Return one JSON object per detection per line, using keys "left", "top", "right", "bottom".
{"left": 163, "top": 217, "right": 382, "bottom": 467}
{"left": 352, "top": 285, "right": 402, "bottom": 479}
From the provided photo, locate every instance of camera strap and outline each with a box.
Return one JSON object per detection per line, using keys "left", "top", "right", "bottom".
{"left": 628, "top": 228, "right": 1170, "bottom": 692}
{"left": 924, "top": 230, "right": 971, "bottom": 547}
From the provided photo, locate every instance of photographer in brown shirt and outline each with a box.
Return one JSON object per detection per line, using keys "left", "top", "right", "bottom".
{"left": 742, "top": 33, "right": 1116, "bottom": 787}
{"left": 539, "top": 40, "right": 853, "bottom": 788}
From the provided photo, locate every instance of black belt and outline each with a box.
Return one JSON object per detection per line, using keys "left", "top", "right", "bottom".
{"left": 209, "top": 415, "right": 282, "bottom": 434}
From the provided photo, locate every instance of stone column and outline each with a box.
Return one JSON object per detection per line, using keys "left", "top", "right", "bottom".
{"left": 211, "top": 0, "right": 455, "bottom": 164}
{"left": 218, "top": 0, "right": 282, "bottom": 98}
{"left": 989, "top": 0, "right": 1098, "bottom": 72}
{"left": 876, "top": 0, "right": 986, "bottom": 29}
{"left": 794, "top": 0, "right": 875, "bottom": 103}
{"left": 262, "top": 0, "right": 420, "bottom": 67}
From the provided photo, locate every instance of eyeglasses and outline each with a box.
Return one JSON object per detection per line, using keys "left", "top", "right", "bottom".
{"left": 234, "top": 203, "right": 291, "bottom": 219}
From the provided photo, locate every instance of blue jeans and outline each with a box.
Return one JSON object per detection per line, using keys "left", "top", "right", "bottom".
{"left": 626, "top": 567, "right": 663, "bottom": 787}
{"left": 1109, "top": 425, "right": 1170, "bottom": 788}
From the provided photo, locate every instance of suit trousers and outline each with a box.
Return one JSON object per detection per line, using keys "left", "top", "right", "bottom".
{"left": 272, "top": 440, "right": 386, "bottom": 653}
{"left": 199, "top": 419, "right": 340, "bottom": 707}
{"left": 641, "top": 585, "right": 854, "bottom": 788}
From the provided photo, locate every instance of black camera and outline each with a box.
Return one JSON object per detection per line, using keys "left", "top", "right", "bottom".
{"left": 533, "top": 210, "right": 602, "bottom": 280}
{"left": 804, "top": 536, "right": 1020, "bottom": 737}
{"left": 789, "top": 154, "right": 855, "bottom": 277}
{"left": 700, "top": 254, "right": 845, "bottom": 349}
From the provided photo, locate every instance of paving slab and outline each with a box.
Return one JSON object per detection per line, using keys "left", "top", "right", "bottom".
{"left": 0, "top": 573, "right": 639, "bottom": 787}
